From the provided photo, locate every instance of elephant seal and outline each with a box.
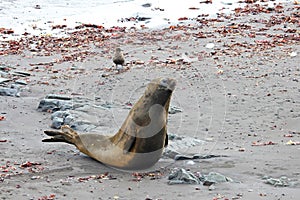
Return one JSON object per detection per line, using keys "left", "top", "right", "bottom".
{"left": 43, "top": 77, "right": 176, "bottom": 170}
{"left": 113, "top": 47, "right": 125, "bottom": 66}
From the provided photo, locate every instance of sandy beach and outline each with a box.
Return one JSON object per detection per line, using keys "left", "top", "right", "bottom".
{"left": 1, "top": 1, "right": 300, "bottom": 199}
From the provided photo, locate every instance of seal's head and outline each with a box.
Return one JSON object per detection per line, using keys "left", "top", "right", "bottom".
{"left": 157, "top": 77, "right": 176, "bottom": 91}
{"left": 143, "top": 77, "right": 176, "bottom": 107}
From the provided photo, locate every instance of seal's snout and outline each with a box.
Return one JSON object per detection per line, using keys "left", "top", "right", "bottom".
{"left": 159, "top": 78, "right": 176, "bottom": 91}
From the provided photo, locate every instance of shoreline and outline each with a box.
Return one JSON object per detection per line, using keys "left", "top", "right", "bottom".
{"left": 0, "top": 0, "right": 293, "bottom": 40}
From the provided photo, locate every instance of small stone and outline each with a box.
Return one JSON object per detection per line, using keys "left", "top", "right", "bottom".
{"left": 113, "top": 195, "right": 119, "bottom": 200}
{"left": 290, "top": 52, "right": 297, "bottom": 57}
{"left": 168, "top": 105, "right": 182, "bottom": 114}
{"left": 102, "top": 73, "right": 109, "bottom": 77}
{"left": 221, "top": 1, "right": 233, "bottom": 5}
{"left": 31, "top": 176, "right": 41, "bottom": 180}
{"left": 142, "top": 3, "right": 152, "bottom": 7}
{"left": 205, "top": 43, "right": 215, "bottom": 49}
{"left": 186, "top": 160, "right": 195, "bottom": 165}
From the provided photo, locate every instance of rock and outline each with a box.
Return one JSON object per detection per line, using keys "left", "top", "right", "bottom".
{"left": 37, "top": 99, "right": 72, "bottom": 112}
{"left": 168, "top": 133, "right": 183, "bottom": 140}
{"left": 208, "top": 184, "right": 216, "bottom": 190}
{"left": 37, "top": 99, "right": 60, "bottom": 112}
{"left": 51, "top": 111, "right": 70, "bottom": 120}
{"left": 263, "top": 176, "right": 293, "bottom": 187}
{"left": 200, "top": 172, "right": 233, "bottom": 185}
{"left": 46, "top": 94, "right": 72, "bottom": 100}
{"left": 168, "top": 168, "right": 201, "bottom": 185}
{"left": 174, "top": 154, "right": 226, "bottom": 161}
{"left": 168, "top": 168, "right": 233, "bottom": 186}
{"left": 137, "top": 17, "right": 151, "bottom": 22}
{"left": 163, "top": 133, "right": 205, "bottom": 159}
{"left": 0, "top": 78, "right": 10, "bottom": 84}
{"left": 205, "top": 43, "right": 215, "bottom": 49}
{"left": 12, "top": 71, "right": 31, "bottom": 77}
{"left": 60, "top": 102, "right": 74, "bottom": 111}
{"left": 289, "top": 52, "right": 297, "bottom": 57}
{"left": 64, "top": 115, "right": 74, "bottom": 124}
{"left": 51, "top": 117, "right": 64, "bottom": 129}
{"left": 142, "top": 3, "right": 151, "bottom": 7}
{"left": 0, "top": 85, "right": 20, "bottom": 97}
{"left": 34, "top": 5, "right": 41, "bottom": 9}
{"left": 163, "top": 149, "right": 181, "bottom": 159}
{"left": 15, "top": 79, "right": 27, "bottom": 85}
{"left": 70, "top": 121, "right": 96, "bottom": 131}
{"left": 186, "top": 160, "right": 195, "bottom": 165}
{"left": 168, "top": 105, "right": 182, "bottom": 114}
{"left": 221, "top": 1, "right": 233, "bottom": 5}
{"left": 167, "top": 133, "right": 203, "bottom": 154}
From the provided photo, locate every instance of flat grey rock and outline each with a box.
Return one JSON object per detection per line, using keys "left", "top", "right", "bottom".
{"left": 0, "top": 77, "right": 10, "bottom": 84}
{"left": 0, "top": 86, "right": 20, "bottom": 97}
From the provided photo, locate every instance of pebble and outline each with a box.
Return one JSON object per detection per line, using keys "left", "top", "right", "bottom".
{"left": 186, "top": 160, "right": 195, "bottom": 165}
{"left": 289, "top": 52, "right": 297, "bottom": 57}
{"left": 168, "top": 105, "right": 182, "bottom": 114}
{"left": 30, "top": 176, "right": 41, "bottom": 180}
{"left": 205, "top": 43, "right": 215, "bottom": 49}
{"left": 142, "top": 3, "right": 151, "bottom": 7}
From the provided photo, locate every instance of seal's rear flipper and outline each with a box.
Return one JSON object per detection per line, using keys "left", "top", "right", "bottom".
{"left": 43, "top": 125, "right": 78, "bottom": 145}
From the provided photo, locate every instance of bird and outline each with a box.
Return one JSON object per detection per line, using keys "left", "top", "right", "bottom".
{"left": 113, "top": 47, "right": 125, "bottom": 67}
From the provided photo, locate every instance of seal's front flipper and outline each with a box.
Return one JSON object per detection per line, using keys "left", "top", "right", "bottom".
{"left": 43, "top": 125, "right": 78, "bottom": 145}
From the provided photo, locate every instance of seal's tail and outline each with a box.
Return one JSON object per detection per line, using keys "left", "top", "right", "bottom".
{"left": 43, "top": 125, "right": 78, "bottom": 145}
